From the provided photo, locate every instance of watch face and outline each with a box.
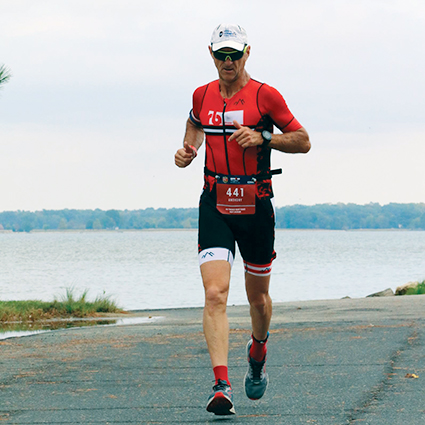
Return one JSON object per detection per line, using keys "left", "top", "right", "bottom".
{"left": 262, "top": 131, "right": 272, "bottom": 142}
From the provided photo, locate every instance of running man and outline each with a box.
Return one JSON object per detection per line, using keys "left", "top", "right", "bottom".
{"left": 174, "top": 23, "right": 310, "bottom": 415}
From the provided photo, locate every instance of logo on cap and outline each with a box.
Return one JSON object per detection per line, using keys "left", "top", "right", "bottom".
{"left": 222, "top": 30, "right": 236, "bottom": 38}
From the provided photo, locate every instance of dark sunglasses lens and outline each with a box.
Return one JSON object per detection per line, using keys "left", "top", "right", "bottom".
{"left": 213, "top": 50, "right": 244, "bottom": 61}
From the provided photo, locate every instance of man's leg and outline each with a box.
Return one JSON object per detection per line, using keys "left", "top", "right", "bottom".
{"left": 245, "top": 273, "right": 272, "bottom": 341}
{"left": 201, "top": 260, "right": 231, "bottom": 368}
{"left": 244, "top": 272, "right": 272, "bottom": 400}
{"left": 201, "top": 260, "right": 235, "bottom": 415}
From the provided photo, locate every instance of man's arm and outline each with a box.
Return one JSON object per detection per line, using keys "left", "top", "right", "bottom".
{"left": 174, "top": 118, "right": 205, "bottom": 168}
{"left": 268, "top": 127, "right": 310, "bottom": 153}
{"left": 229, "top": 121, "right": 311, "bottom": 154}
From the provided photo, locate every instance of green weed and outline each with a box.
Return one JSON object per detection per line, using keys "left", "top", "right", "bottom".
{"left": 404, "top": 281, "right": 425, "bottom": 295}
{"left": 0, "top": 288, "right": 122, "bottom": 323}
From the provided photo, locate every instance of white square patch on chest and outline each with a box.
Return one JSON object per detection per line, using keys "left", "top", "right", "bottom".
{"left": 223, "top": 110, "right": 244, "bottom": 125}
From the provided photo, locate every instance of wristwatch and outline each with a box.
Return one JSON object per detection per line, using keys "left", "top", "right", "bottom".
{"left": 261, "top": 130, "right": 272, "bottom": 147}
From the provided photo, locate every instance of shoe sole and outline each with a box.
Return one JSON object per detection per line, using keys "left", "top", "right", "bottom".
{"left": 206, "top": 393, "right": 236, "bottom": 415}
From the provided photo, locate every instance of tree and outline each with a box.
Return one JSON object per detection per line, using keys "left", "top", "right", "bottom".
{"left": 0, "top": 65, "right": 12, "bottom": 90}
{"left": 58, "top": 218, "right": 68, "bottom": 230}
{"left": 93, "top": 219, "right": 102, "bottom": 230}
{"left": 105, "top": 209, "right": 121, "bottom": 228}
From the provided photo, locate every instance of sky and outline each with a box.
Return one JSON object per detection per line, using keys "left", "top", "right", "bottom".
{"left": 1, "top": 0, "right": 424, "bottom": 211}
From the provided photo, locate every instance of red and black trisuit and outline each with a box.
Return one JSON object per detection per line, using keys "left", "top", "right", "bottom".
{"left": 190, "top": 78, "right": 302, "bottom": 276}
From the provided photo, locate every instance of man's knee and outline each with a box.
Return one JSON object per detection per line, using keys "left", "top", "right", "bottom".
{"left": 201, "top": 260, "right": 231, "bottom": 309}
{"left": 248, "top": 292, "right": 270, "bottom": 312}
{"left": 201, "top": 261, "right": 231, "bottom": 312}
{"left": 204, "top": 284, "right": 229, "bottom": 309}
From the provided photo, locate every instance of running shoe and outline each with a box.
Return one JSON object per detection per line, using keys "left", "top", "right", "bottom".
{"left": 206, "top": 379, "right": 235, "bottom": 415}
{"left": 244, "top": 339, "right": 269, "bottom": 400}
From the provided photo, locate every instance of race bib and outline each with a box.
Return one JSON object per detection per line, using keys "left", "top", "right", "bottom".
{"left": 216, "top": 176, "right": 256, "bottom": 215}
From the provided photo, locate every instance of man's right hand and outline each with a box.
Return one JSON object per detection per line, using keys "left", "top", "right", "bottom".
{"left": 175, "top": 142, "right": 197, "bottom": 168}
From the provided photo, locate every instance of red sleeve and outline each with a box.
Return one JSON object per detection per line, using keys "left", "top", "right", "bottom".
{"left": 189, "top": 84, "right": 209, "bottom": 127}
{"left": 258, "top": 84, "right": 302, "bottom": 132}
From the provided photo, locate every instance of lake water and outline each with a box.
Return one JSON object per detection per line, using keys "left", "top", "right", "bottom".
{"left": 0, "top": 230, "right": 424, "bottom": 311}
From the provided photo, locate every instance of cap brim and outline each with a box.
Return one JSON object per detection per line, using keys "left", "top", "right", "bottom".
{"left": 211, "top": 40, "right": 245, "bottom": 52}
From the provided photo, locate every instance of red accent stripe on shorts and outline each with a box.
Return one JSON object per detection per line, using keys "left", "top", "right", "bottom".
{"left": 244, "top": 261, "right": 273, "bottom": 276}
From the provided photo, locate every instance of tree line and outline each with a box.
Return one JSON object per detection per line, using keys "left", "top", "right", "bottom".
{"left": 1, "top": 203, "right": 425, "bottom": 232}
{"left": 274, "top": 203, "right": 425, "bottom": 230}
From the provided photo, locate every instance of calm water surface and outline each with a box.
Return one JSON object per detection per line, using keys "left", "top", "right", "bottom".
{"left": 0, "top": 230, "right": 424, "bottom": 310}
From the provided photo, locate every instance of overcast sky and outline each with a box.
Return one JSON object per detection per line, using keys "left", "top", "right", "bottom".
{"left": 1, "top": 0, "right": 424, "bottom": 211}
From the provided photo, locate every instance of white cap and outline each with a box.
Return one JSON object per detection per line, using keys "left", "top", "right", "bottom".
{"left": 210, "top": 24, "right": 248, "bottom": 52}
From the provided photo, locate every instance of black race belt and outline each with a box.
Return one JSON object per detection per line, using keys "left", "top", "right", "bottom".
{"left": 204, "top": 167, "right": 282, "bottom": 182}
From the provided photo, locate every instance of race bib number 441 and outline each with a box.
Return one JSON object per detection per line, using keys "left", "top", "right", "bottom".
{"left": 216, "top": 177, "right": 256, "bottom": 215}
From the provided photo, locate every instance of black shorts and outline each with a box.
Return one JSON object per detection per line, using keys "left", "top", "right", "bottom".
{"left": 198, "top": 186, "right": 276, "bottom": 275}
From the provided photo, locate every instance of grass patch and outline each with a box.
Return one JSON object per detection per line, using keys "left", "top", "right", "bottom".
{"left": 0, "top": 288, "right": 123, "bottom": 323}
{"left": 404, "top": 280, "right": 425, "bottom": 295}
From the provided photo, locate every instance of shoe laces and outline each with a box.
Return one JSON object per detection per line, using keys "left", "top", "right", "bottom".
{"left": 213, "top": 379, "right": 231, "bottom": 392}
{"left": 249, "top": 357, "right": 265, "bottom": 381}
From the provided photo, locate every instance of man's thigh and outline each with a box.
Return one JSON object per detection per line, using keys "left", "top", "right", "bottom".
{"left": 234, "top": 196, "right": 276, "bottom": 268}
{"left": 198, "top": 190, "right": 236, "bottom": 262}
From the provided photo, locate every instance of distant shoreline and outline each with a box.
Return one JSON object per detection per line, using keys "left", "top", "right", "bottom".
{"left": 0, "top": 228, "right": 421, "bottom": 234}
{"left": 1, "top": 204, "right": 424, "bottom": 231}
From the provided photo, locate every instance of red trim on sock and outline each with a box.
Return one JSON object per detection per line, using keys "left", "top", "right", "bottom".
{"left": 250, "top": 336, "right": 267, "bottom": 362}
{"left": 213, "top": 365, "right": 229, "bottom": 384}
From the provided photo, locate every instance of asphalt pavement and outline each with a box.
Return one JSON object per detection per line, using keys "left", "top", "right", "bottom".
{"left": 1, "top": 295, "right": 425, "bottom": 424}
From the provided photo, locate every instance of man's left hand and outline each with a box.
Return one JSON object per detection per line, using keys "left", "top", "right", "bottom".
{"left": 228, "top": 120, "right": 264, "bottom": 149}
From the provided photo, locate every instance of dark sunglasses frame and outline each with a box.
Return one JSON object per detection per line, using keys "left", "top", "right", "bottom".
{"left": 212, "top": 45, "right": 247, "bottom": 62}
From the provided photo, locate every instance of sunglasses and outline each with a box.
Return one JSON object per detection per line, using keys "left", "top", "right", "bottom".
{"left": 213, "top": 46, "right": 247, "bottom": 62}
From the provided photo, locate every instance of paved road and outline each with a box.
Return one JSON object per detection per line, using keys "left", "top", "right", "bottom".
{"left": 1, "top": 295, "right": 425, "bottom": 424}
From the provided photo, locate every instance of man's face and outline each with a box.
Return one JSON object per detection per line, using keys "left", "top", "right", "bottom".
{"left": 209, "top": 45, "right": 250, "bottom": 84}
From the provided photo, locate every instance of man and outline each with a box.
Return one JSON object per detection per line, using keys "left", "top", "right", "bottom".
{"left": 174, "top": 23, "right": 310, "bottom": 416}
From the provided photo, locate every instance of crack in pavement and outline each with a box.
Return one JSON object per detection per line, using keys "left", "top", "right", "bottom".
{"left": 346, "top": 326, "right": 420, "bottom": 423}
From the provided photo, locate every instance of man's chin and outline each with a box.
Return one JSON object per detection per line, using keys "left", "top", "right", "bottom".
{"left": 220, "top": 72, "right": 237, "bottom": 82}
